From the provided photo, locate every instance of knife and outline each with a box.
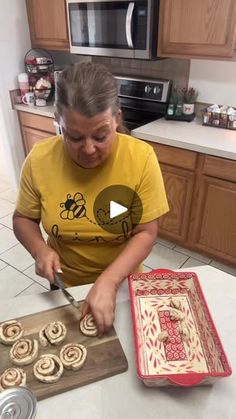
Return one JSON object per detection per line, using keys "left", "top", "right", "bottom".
{"left": 54, "top": 273, "right": 81, "bottom": 310}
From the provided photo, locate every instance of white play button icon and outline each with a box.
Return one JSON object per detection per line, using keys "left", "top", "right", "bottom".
{"left": 110, "top": 200, "right": 128, "bottom": 218}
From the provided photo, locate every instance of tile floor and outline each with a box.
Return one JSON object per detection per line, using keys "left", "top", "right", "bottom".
{"left": 0, "top": 172, "right": 235, "bottom": 302}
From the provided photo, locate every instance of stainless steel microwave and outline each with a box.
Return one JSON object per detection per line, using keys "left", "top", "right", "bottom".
{"left": 66, "top": 0, "right": 159, "bottom": 59}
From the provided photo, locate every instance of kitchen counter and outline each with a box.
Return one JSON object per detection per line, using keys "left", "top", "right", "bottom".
{"left": 14, "top": 103, "right": 55, "bottom": 118}
{"left": 14, "top": 104, "right": 236, "bottom": 161}
{"left": 132, "top": 118, "right": 236, "bottom": 161}
{"left": 0, "top": 265, "right": 235, "bottom": 419}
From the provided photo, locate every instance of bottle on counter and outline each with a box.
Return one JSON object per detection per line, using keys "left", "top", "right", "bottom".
{"left": 167, "top": 104, "right": 174, "bottom": 116}
{"left": 18, "top": 73, "right": 29, "bottom": 98}
{"left": 175, "top": 103, "right": 183, "bottom": 116}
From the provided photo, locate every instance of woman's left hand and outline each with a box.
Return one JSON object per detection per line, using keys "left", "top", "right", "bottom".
{"left": 80, "top": 275, "right": 118, "bottom": 336}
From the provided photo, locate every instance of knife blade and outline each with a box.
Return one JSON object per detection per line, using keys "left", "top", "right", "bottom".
{"left": 54, "top": 273, "right": 81, "bottom": 310}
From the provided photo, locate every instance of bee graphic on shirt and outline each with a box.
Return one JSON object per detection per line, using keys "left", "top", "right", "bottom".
{"left": 60, "top": 192, "right": 86, "bottom": 220}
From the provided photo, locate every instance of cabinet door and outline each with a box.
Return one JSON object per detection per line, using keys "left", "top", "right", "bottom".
{"left": 158, "top": 0, "right": 236, "bottom": 59}
{"left": 158, "top": 164, "right": 195, "bottom": 243}
{"left": 189, "top": 176, "right": 236, "bottom": 265}
{"left": 26, "top": 0, "right": 69, "bottom": 50}
{"left": 21, "top": 127, "right": 54, "bottom": 155}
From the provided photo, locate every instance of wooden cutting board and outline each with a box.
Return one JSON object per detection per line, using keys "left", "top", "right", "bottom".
{"left": 0, "top": 302, "right": 128, "bottom": 400}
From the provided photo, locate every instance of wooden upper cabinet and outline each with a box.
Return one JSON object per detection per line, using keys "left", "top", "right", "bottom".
{"left": 158, "top": 0, "right": 236, "bottom": 59}
{"left": 26, "top": 0, "right": 69, "bottom": 51}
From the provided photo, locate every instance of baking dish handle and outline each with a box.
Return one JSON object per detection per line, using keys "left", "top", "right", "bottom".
{"left": 168, "top": 373, "right": 206, "bottom": 387}
{"left": 149, "top": 268, "right": 174, "bottom": 274}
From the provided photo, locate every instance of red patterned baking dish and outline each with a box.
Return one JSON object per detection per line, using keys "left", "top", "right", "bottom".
{"left": 128, "top": 269, "right": 232, "bottom": 387}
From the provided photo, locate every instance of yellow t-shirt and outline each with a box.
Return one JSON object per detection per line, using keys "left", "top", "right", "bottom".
{"left": 16, "top": 133, "right": 169, "bottom": 286}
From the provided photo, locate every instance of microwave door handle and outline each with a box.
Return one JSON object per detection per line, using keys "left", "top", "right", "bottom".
{"left": 126, "top": 2, "right": 135, "bottom": 48}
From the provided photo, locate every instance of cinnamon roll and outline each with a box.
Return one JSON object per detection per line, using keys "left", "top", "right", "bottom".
{"left": 80, "top": 314, "right": 98, "bottom": 337}
{"left": 0, "top": 320, "right": 24, "bottom": 345}
{"left": 60, "top": 343, "right": 87, "bottom": 371}
{"left": 39, "top": 321, "right": 67, "bottom": 347}
{"left": 0, "top": 367, "right": 26, "bottom": 392}
{"left": 33, "top": 354, "right": 63, "bottom": 383}
{"left": 10, "top": 338, "right": 38, "bottom": 366}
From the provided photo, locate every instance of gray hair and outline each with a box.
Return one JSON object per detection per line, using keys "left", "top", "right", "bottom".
{"left": 55, "top": 62, "right": 120, "bottom": 118}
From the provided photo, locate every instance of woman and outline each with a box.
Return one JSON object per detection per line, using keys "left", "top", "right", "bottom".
{"left": 13, "top": 62, "right": 169, "bottom": 334}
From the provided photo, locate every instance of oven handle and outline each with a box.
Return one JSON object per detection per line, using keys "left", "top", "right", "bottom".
{"left": 126, "top": 2, "right": 134, "bottom": 48}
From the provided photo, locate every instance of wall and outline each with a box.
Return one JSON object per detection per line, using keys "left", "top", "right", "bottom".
{"left": 50, "top": 51, "right": 91, "bottom": 69}
{"left": 189, "top": 59, "right": 236, "bottom": 105}
{"left": 0, "top": 0, "right": 31, "bottom": 188}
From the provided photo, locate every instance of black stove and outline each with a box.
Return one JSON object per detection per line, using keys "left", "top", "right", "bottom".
{"left": 116, "top": 76, "right": 172, "bottom": 131}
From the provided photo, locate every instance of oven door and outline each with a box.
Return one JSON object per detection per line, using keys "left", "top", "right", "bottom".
{"left": 67, "top": 0, "right": 158, "bottom": 59}
{"left": 120, "top": 96, "right": 168, "bottom": 131}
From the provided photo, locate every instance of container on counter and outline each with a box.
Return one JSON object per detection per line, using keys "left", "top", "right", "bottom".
{"left": 0, "top": 387, "right": 37, "bottom": 419}
{"left": 128, "top": 269, "right": 232, "bottom": 387}
{"left": 24, "top": 49, "right": 55, "bottom": 104}
{"left": 167, "top": 104, "right": 174, "bottom": 116}
{"left": 202, "top": 104, "right": 236, "bottom": 131}
{"left": 22, "top": 92, "right": 35, "bottom": 107}
{"left": 227, "top": 107, "right": 236, "bottom": 129}
{"left": 18, "top": 73, "right": 29, "bottom": 98}
{"left": 175, "top": 103, "right": 183, "bottom": 116}
{"left": 219, "top": 106, "right": 228, "bottom": 128}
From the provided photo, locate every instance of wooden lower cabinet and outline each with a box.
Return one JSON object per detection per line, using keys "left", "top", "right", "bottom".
{"left": 148, "top": 142, "right": 197, "bottom": 244}
{"left": 18, "top": 111, "right": 56, "bottom": 155}
{"left": 147, "top": 141, "right": 236, "bottom": 267}
{"left": 188, "top": 172, "right": 236, "bottom": 266}
{"left": 158, "top": 164, "right": 195, "bottom": 242}
{"left": 21, "top": 126, "right": 54, "bottom": 155}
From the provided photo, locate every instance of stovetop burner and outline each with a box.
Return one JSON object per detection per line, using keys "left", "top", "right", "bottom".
{"left": 115, "top": 75, "right": 172, "bottom": 131}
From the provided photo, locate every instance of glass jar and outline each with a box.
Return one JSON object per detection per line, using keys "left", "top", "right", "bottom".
{"left": 167, "top": 104, "right": 174, "bottom": 116}
{"left": 175, "top": 104, "right": 183, "bottom": 116}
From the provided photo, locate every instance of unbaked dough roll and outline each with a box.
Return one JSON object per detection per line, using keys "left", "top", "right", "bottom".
{"left": 10, "top": 338, "right": 38, "bottom": 366}
{"left": 39, "top": 321, "right": 67, "bottom": 347}
{"left": 0, "top": 367, "right": 26, "bottom": 392}
{"left": 33, "top": 354, "right": 63, "bottom": 383}
{"left": 0, "top": 320, "right": 24, "bottom": 345}
{"left": 60, "top": 343, "right": 87, "bottom": 371}
{"left": 80, "top": 314, "right": 98, "bottom": 337}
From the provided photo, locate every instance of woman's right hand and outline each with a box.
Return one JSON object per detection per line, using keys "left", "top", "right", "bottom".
{"left": 34, "top": 243, "right": 62, "bottom": 284}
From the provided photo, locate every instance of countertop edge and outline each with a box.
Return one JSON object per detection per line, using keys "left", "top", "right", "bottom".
{"left": 131, "top": 130, "right": 236, "bottom": 160}
{"left": 14, "top": 103, "right": 55, "bottom": 118}
{"left": 13, "top": 106, "right": 236, "bottom": 161}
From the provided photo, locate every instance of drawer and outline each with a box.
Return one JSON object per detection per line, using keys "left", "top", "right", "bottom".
{"left": 202, "top": 155, "right": 236, "bottom": 182}
{"left": 18, "top": 111, "right": 55, "bottom": 134}
{"left": 149, "top": 142, "right": 197, "bottom": 170}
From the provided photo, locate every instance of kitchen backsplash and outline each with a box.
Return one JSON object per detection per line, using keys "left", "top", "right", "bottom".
{"left": 93, "top": 57, "right": 189, "bottom": 88}
{"left": 49, "top": 51, "right": 190, "bottom": 89}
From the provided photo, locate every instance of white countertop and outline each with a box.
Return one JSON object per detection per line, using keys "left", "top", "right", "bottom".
{"left": 132, "top": 118, "right": 236, "bottom": 161}
{"left": 14, "top": 104, "right": 236, "bottom": 161}
{"left": 14, "top": 103, "right": 55, "bottom": 118}
{"left": 0, "top": 265, "right": 235, "bottom": 419}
